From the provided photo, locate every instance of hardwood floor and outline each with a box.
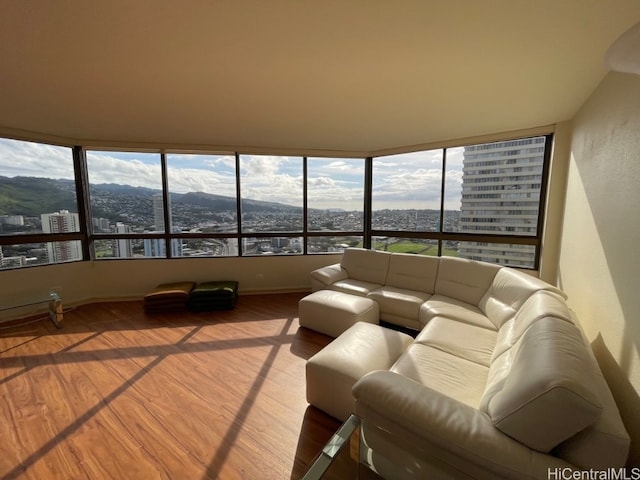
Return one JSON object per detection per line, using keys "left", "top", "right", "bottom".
{"left": 0, "top": 292, "right": 343, "bottom": 480}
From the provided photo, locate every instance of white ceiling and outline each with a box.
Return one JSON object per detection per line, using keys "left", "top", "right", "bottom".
{"left": 1, "top": 1, "right": 640, "bottom": 155}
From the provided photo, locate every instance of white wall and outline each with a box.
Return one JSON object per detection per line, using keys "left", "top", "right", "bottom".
{"left": 560, "top": 71, "right": 640, "bottom": 465}
{"left": 0, "top": 254, "right": 340, "bottom": 320}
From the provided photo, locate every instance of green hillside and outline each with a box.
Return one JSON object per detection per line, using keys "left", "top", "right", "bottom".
{"left": 0, "top": 176, "right": 303, "bottom": 222}
{"left": 0, "top": 176, "right": 77, "bottom": 216}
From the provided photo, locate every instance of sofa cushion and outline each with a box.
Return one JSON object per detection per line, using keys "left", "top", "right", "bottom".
{"left": 391, "top": 344, "right": 489, "bottom": 409}
{"left": 478, "top": 267, "right": 568, "bottom": 329}
{"left": 419, "top": 295, "right": 496, "bottom": 330}
{"left": 384, "top": 253, "right": 439, "bottom": 293}
{"left": 299, "top": 290, "right": 379, "bottom": 337}
{"left": 415, "top": 317, "right": 497, "bottom": 367}
{"left": 310, "top": 263, "right": 348, "bottom": 291}
{"left": 330, "top": 279, "right": 383, "bottom": 297}
{"left": 144, "top": 281, "right": 196, "bottom": 312}
{"left": 340, "top": 247, "right": 391, "bottom": 285}
{"left": 482, "top": 318, "right": 602, "bottom": 452}
{"left": 434, "top": 257, "right": 500, "bottom": 306}
{"left": 367, "top": 286, "right": 431, "bottom": 327}
{"left": 307, "top": 322, "right": 414, "bottom": 421}
{"left": 492, "top": 290, "right": 574, "bottom": 362}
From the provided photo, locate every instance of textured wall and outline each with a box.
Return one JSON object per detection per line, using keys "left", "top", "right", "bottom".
{"left": 560, "top": 71, "right": 640, "bottom": 465}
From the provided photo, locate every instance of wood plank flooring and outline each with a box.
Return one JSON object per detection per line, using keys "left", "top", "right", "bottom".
{"left": 0, "top": 292, "right": 342, "bottom": 480}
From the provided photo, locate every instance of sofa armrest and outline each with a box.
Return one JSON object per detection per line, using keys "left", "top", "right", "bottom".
{"left": 353, "top": 370, "right": 571, "bottom": 479}
{"left": 310, "top": 263, "right": 349, "bottom": 290}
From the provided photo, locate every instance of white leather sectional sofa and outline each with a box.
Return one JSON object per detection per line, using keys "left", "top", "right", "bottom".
{"left": 308, "top": 248, "right": 630, "bottom": 478}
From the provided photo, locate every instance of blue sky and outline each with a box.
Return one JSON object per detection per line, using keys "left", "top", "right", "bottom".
{"left": 0, "top": 137, "right": 464, "bottom": 210}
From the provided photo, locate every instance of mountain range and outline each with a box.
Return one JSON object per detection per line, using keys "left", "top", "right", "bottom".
{"left": 0, "top": 176, "right": 301, "bottom": 219}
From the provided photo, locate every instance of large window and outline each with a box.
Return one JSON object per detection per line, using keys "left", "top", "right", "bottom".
{"left": 307, "top": 157, "right": 364, "bottom": 231}
{"left": 0, "top": 134, "right": 551, "bottom": 270}
{"left": 371, "top": 136, "right": 549, "bottom": 268}
{"left": 372, "top": 149, "right": 444, "bottom": 232}
{"left": 307, "top": 157, "right": 365, "bottom": 253}
{"left": 86, "top": 150, "right": 170, "bottom": 258}
{"left": 239, "top": 155, "right": 303, "bottom": 255}
{"left": 86, "top": 150, "right": 163, "bottom": 234}
{"left": 371, "top": 148, "right": 452, "bottom": 257}
{"left": 455, "top": 137, "right": 546, "bottom": 267}
{"left": 0, "top": 138, "right": 82, "bottom": 269}
{"left": 166, "top": 153, "right": 237, "bottom": 234}
{"left": 166, "top": 153, "right": 239, "bottom": 257}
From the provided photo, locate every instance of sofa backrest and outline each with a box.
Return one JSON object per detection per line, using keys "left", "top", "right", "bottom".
{"left": 491, "top": 290, "right": 573, "bottom": 362}
{"left": 479, "top": 267, "right": 569, "bottom": 329}
{"left": 434, "top": 257, "right": 500, "bottom": 306}
{"left": 340, "top": 248, "right": 391, "bottom": 285}
{"left": 385, "top": 253, "right": 439, "bottom": 293}
{"left": 481, "top": 313, "right": 630, "bottom": 468}
{"left": 481, "top": 317, "right": 604, "bottom": 454}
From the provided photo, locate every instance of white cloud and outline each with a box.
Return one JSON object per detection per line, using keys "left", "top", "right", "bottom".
{"left": 203, "top": 156, "right": 235, "bottom": 170}
{"left": 372, "top": 150, "right": 463, "bottom": 209}
{"left": 87, "top": 152, "right": 241, "bottom": 197}
{"left": 1, "top": 139, "right": 465, "bottom": 210}
{"left": 308, "top": 176, "right": 363, "bottom": 209}
{"left": 305, "top": 158, "right": 366, "bottom": 209}
{"left": 240, "top": 155, "right": 284, "bottom": 177}
{"left": 167, "top": 167, "right": 237, "bottom": 196}
{"left": 308, "top": 176, "right": 336, "bottom": 188}
{"left": 446, "top": 146, "right": 465, "bottom": 168}
{"left": 319, "top": 159, "right": 364, "bottom": 174}
{"left": 0, "top": 138, "right": 74, "bottom": 179}
{"left": 238, "top": 155, "right": 304, "bottom": 205}
{"left": 86, "top": 152, "right": 163, "bottom": 189}
{"left": 444, "top": 170, "right": 463, "bottom": 210}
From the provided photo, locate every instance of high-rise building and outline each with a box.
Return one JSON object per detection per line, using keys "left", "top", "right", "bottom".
{"left": 92, "top": 217, "right": 111, "bottom": 232}
{"left": 153, "top": 193, "right": 165, "bottom": 231}
{"left": 114, "top": 222, "right": 133, "bottom": 257}
{"left": 144, "top": 234, "right": 183, "bottom": 258}
{"left": 0, "top": 215, "right": 25, "bottom": 226}
{"left": 144, "top": 238, "right": 165, "bottom": 257}
{"left": 41, "top": 210, "right": 83, "bottom": 262}
{"left": 144, "top": 228, "right": 183, "bottom": 258}
{"left": 458, "top": 137, "right": 545, "bottom": 267}
{"left": 146, "top": 194, "right": 182, "bottom": 257}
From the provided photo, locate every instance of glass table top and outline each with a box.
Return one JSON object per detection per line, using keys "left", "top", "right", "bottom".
{"left": 300, "top": 415, "right": 382, "bottom": 480}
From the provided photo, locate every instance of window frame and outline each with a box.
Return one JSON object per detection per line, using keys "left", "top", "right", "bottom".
{"left": 368, "top": 135, "right": 552, "bottom": 269}
{"left": 0, "top": 133, "right": 553, "bottom": 270}
{"left": 0, "top": 143, "right": 88, "bottom": 269}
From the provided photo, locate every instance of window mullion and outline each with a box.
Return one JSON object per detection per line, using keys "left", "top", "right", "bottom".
{"left": 438, "top": 148, "right": 447, "bottom": 256}
{"left": 363, "top": 156, "right": 373, "bottom": 249}
{"left": 160, "top": 152, "right": 172, "bottom": 258}
{"left": 303, "top": 156, "right": 308, "bottom": 255}
{"left": 74, "top": 146, "right": 92, "bottom": 261}
{"left": 235, "top": 152, "right": 243, "bottom": 256}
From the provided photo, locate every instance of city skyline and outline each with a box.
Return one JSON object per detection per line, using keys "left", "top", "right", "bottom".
{"left": 1, "top": 135, "right": 546, "bottom": 268}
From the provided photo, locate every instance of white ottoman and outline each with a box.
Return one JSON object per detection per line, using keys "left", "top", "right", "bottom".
{"left": 306, "top": 322, "right": 414, "bottom": 421}
{"left": 298, "top": 290, "right": 379, "bottom": 338}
